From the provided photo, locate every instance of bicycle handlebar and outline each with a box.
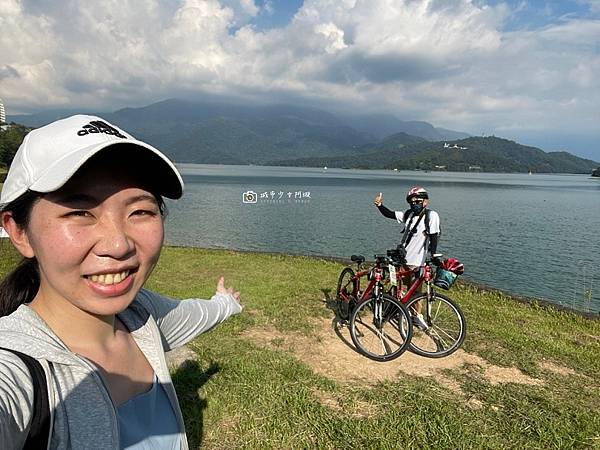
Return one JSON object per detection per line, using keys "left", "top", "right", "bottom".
{"left": 386, "top": 247, "right": 407, "bottom": 265}
{"left": 374, "top": 254, "right": 391, "bottom": 265}
{"left": 381, "top": 251, "right": 444, "bottom": 268}
{"left": 426, "top": 253, "right": 443, "bottom": 266}
{"left": 351, "top": 251, "right": 443, "bottom": 268}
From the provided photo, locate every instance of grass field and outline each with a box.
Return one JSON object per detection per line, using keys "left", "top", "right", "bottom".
{"left": 1, "top": 244, "right": 599, "bottom": 449}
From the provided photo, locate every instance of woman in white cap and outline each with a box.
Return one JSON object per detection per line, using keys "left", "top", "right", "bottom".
{"left": 0, "top": 116, "right": 242, "bottom": 449}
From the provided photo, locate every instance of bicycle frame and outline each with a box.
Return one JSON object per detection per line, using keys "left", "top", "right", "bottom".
{"left": 341, "top": 260, "right": 388, "bottom": 305}
{"left": 339, "top": 253, "right": 438, "bottom": 308}
{"left": 389, "top": 261, "right": 435, "bottom": 304}
{"left": 390, "top": 261, "right": 445, "bottom": 335}
{"left": 351, "top": 269, "right": 379, "bottom": 304}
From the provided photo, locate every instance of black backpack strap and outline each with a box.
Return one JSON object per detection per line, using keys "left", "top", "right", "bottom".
{"left": 406, "top": 209, "right": 433, "bottom": 235}
{"left": 401, "top": 210, "right": 426, "bottom": 247}
{"left": 0, "top": 348, "right": 50, "bottom": 450}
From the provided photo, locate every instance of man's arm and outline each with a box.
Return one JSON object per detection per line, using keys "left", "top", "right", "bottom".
{"left": 427, "top": 210, "right": 441, "bottom": 255}
{"left": 374, "top": 192, "right": 400, "bottom": 220}
{"left": 376, "top": 204, "right": 397, "bottom": 220}
{"left": 428, "top": 233, "right": 439, "bottom": 255}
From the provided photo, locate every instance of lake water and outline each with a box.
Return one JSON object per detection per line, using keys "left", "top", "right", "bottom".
{"left": 165, "top": 164, "right": 600, "bottom": 313}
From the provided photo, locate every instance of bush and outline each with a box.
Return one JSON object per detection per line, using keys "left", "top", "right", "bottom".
{"left": 0, "top": 123, "right": 32, "bottom": 169}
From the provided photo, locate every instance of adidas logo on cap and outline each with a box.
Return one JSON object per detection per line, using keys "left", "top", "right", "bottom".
{"left": 77, "top": 120, "right": 127, "bottom": 138}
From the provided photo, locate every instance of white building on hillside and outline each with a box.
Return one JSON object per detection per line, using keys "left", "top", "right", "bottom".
{"left": 0, "top": 98, "right": 5, "bottom": 124}
{"left": 443, "top": 142, "right": 468, "bottom": 150}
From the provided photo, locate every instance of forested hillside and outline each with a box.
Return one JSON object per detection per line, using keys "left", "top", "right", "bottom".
{"left": 6, "top": 100, "right": 598, "bottom": 173}
{"left": 273, "top": 136, "right": 598, "bottom": 173}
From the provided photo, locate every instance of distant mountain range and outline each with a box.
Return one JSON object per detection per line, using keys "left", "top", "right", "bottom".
{"left": 8, "top": 98, "right": 598, "bottom": 173}
{"left": 274, "top": 135, "right": 600, "bottom": 174}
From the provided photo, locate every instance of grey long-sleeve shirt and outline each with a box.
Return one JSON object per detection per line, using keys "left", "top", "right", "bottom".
{"left": 0, "top": 289, "right": 242, "bottom": 449}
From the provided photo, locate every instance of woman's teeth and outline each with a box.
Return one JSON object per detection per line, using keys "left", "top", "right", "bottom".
{"left": 89, "top": 270, "right": 130, "bottom": 285}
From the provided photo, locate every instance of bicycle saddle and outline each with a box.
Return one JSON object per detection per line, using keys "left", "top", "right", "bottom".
{"left": 351, "top": 255, "right": 365, "bottom": 264}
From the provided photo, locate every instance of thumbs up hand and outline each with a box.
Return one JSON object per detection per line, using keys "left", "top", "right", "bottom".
{"left": 373, "top": 192, "right": 383, "bottom": 207}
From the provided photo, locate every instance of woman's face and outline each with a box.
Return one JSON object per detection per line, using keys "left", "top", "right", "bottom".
{"left": 21, "top": 165, "right": 164, "bottom": 317}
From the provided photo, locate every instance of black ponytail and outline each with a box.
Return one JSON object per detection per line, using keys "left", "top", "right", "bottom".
{"left": 0, "top": 258, "right": 40, "bottom": 316}
{"left": 0, "top": 191, "right": 41, "bottom": 316}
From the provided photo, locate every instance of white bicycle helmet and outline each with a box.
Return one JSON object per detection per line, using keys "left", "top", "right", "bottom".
{"left": 406, "top": 186, "right": 429, "bottom": 202}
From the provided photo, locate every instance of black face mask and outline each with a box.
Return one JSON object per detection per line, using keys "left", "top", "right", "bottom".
{"left": 410, "top": 203, "right": 424, "bottom": 214}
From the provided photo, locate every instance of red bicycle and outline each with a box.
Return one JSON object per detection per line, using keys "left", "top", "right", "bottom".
{"left": 336, "top": 254, "right": 413, "bottom": 361}
{"left": 337, "top": 250, "right": 466, "bottom": 359}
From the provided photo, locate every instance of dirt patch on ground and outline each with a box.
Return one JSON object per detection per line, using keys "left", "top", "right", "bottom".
{"left": 538, "top": 360, "right": 578, "bottom": 377}
{"left": 166, "top": 345, "right": 198, "bottom": 370}
{"left": 243, "top": 317, "right": 542, "bottom": 394}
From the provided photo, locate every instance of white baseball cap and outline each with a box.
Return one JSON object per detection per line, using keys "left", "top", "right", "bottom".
{"left": 0, "top": 115, "right": 184, "bottom": 206}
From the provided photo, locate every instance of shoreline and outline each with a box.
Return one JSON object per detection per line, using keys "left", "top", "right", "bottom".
{"left": 164, "top": 243, "right": 600, "bottom": 320}
{"left": 177, "top": 162, "right": 598, "bottom": 176}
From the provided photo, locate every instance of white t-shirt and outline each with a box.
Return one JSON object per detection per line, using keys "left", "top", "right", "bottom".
{"left": 394, "top": 209, "right": 441, "bottom": 266}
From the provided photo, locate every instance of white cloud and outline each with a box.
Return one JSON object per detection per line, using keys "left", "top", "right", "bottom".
{"left": 0, "top": 0, "right": 598, "bottom": 155}
{"left": 0, "top": 0, "right": 64, "bottom": 105}
{"left": 162, "top": 0, "right": 233, "bottom": 69}
{"left": 314, "top": 22, "right": 347, "bottom": 54}
{"left": 220, "top": 0, "right": 259, "bottom": 25}
{"left": 578, "top": 0, "right": 600, "bottom": 14}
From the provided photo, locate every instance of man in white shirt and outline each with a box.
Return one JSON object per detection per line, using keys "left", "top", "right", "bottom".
{"left": 373, "top": 186, "right": 440, "bottom": 266}
{"left": 373, "top": 186, "right": 441, "bottom": 328}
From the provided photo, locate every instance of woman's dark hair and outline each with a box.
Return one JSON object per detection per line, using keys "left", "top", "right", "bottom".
{"left": 0, "top": 191, "right": 42, "bottom": 316}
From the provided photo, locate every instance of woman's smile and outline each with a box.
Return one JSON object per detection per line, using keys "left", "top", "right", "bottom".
{"left": 87, "top": 270, "right": 131, "bottom": 285}
{"left": 84, "top": 269, "right": 136, "bottom": 297}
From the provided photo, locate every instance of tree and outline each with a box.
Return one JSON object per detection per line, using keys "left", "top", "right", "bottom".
{"left": 0, "top": 123, "right": 32, "bottom": 168}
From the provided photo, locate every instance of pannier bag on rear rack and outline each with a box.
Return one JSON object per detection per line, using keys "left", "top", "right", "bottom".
{"left": 433, "top": 258, "right": 464, "bottom": 290}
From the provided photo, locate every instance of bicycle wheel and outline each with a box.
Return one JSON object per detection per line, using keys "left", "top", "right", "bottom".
{"left": 336, "top": 267, "right": 357, "bottom": 320}
{"left": 350, "top": 294, "right": 413, "bottom": 362}
{"left": 404, "top": 292, "right": 466, "bottom": 358}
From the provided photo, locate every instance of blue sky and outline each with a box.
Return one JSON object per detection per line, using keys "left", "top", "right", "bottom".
{"left": 490, "top": 0, "right": 598, "bottom": 28}
{"left": 250, "top": 0, "right": 304, "bottom": 29}
{"left": 251, "top": 0, "right": 600, "bottom": 33}
{"left": 1, "top": 0, "right": 599, "bottom": 160}
{"left": 252, "top": 1, "right": 599, "bottom": 32}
